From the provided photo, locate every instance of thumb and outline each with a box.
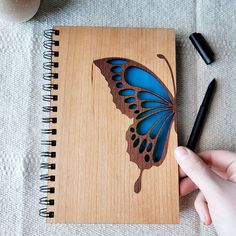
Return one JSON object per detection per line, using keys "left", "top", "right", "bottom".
{"left": 175, "top": 146, "right": 223, "bottom": 198}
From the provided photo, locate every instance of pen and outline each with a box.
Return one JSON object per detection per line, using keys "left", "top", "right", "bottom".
{"left": 186, "top": 78, "right": 216, "bottom": 151}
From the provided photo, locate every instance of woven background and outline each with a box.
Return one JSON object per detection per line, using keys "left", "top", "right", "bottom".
{"left": 0, "top": 0, "right": 235, "bottom": 235}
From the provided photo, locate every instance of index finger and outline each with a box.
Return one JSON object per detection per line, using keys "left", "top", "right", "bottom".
{"left": 179, "top": 150, "right": 236, "bottom": 178}
{"left": 198, "top": 150, "right": 236, "bottom": 172}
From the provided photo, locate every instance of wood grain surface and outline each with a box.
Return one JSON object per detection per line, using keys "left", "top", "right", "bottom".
{"left": 47, "top": 26, "right": 179, "bottom": 224}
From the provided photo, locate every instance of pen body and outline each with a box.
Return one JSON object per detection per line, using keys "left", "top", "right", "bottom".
{"left": 187, "top": 106, "right": 207, "bottom": 150}
{"left": 186, "top": 79, "right": 216, "bottom": 151}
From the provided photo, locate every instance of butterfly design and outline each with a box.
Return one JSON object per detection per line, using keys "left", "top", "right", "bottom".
{"left": 93, "top": 54, "right": 176, "bottom": 193}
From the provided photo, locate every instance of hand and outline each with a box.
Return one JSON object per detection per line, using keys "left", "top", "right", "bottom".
{"left": 174, "top": 147, "right": 236, "bottom": 236}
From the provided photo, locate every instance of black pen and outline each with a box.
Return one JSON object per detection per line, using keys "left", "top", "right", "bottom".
{"left": 187, "top": 79, "right": 216, "bottom": 151}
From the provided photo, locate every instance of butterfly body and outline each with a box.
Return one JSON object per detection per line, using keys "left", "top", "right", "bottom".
{"left": 94, "top": 56, "right": 176, "bottom": 193}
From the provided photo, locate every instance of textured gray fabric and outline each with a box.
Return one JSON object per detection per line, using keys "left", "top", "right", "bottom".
{"left": 0, "top": 0, "right": 235, "bottom": 235}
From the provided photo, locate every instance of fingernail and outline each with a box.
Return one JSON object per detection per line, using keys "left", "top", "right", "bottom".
{"left": 174, "top": 147, "right": 188, "bottom": 162}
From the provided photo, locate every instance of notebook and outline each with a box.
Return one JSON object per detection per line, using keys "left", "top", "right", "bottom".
{"left": 40, "top": 26, "right": 179, "bottom": 224}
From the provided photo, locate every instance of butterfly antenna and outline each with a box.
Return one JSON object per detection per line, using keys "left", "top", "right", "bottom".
{"left": 156, "top": 54, "right": 176, "bottom": 95}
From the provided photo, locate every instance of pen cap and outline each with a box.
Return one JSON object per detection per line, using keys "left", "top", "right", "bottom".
{"left": 189, "top": 32, "right": 214, "bottom": 65}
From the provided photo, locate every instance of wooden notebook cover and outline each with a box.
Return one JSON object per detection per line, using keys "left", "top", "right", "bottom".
{"left": 48, "top": 26, "right": 179, "bottom": 223}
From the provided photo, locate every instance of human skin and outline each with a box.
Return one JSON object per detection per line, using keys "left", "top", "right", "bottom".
{"left": 174, "top": 147, "right": 236, "bottom": 236}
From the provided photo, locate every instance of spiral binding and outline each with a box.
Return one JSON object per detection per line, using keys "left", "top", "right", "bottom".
{"left": 40, "top": 29, "right": 60, "bottom": 218}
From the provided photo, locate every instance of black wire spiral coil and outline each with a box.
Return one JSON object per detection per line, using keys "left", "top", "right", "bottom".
{"left": 39, "top": 29, "right": 60, "bottom": 218}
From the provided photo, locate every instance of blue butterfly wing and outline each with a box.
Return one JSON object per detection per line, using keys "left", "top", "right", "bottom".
{"left": 125, "top": 66, "right": 173, "bottom": 104}
{"left": 94, "top": 58, "right": 176, "bottom": 171}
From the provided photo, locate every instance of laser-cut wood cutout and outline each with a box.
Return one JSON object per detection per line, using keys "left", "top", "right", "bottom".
{"left": 94, "top": 55, "right": 176, "bottom": 193}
